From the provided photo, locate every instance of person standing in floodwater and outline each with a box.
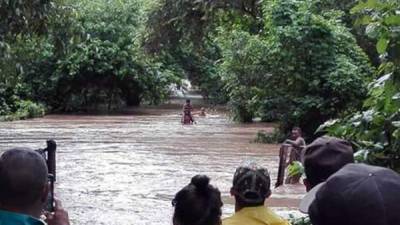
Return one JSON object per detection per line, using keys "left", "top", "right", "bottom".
{"left": 199, "top": 107, "right": 206, "bottom": 117}
{"left": 284, "top": 127, "right": 306, "bottom": 184}
{"left": 285, "top": 127, "right": 306, "bottom": 163}
{"left": 182, "top": 99, "right": 195, "bottom": 124}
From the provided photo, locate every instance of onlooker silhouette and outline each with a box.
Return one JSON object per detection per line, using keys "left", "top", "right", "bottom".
{"left": 306, "top": 163, "right": 400, "bottom": 225}
{"left": 172, "top": 175, "right": 223, "bottom": 225}
{"left": 223, "top": 164, "right": 290, "bottom": 225}
{"left": 0, "top": 148, "right": 70, "bottom": 225}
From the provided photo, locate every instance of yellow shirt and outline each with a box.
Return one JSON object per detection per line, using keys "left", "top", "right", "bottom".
{"left": 223, "top": 206, "right": 291, "bottom": 225}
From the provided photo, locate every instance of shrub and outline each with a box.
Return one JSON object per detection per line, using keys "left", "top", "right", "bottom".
{"left": 253, "top": 129, "right": 286, "bottom": 144}
{"left": 218, "top": 0, "right": 373, "bottom": 138}
{"left": 322, "top": 0, "right": 400, "bottom": 173}
{"left": 0, "top": 100, "right": 45, "bottom": 121}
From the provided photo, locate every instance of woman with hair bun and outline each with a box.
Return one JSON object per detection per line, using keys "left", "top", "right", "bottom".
{"left": 172, "top": 175, "right": 223, "bottom": 225}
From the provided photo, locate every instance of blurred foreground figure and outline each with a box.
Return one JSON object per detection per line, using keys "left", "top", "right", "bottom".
{"left": 172, "top": 175, "right": 222, "bottom": 225}
{"left": 0, "top": 148, "right": 70, "bottom": 225}
{"left": 302, "top": 163, "right": 400, "bottom": 225}
{"left": 302, "top": 136, "right": 354, "bottom": 192}
{"left": 224, "top": 164, "right": 290, "bottom": 225}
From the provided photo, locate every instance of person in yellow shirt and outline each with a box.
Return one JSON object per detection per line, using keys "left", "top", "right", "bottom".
{"left": 223, "top": 164, "right": 290, "bottom": 225}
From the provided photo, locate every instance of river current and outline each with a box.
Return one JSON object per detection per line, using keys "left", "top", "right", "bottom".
{"left": 0, "top": 106, "right": 305, "bottom": 225}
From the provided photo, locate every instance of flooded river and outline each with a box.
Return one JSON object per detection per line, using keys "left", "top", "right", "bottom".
{"left": 0, "top": 106, "right": 305, "bottom": 225}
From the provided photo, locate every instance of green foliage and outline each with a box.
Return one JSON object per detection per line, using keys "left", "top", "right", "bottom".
{"left": 0, "top": 0, "right": 53, "bottom": 119}
{"left": 0, "top": 0, "right": 385, "bottom": 145}
{"left": 219, "top": 0, "right": 373, "bottom": 137}
{"left": 253, "top": 129, "right": 285, "bottom": 144}
{"left": 287, "top": 161, "right": 304, "bottom": 177}
{"left": 322, "top": 0, "right": 400, "bottom": 172}
{"left": 0, "top": 0, "right": 52, "bottom": 42}
{"left": 48, "top": 0, "right": 177, "bottom": 110}
{"left": 145, "top": 0, "right": 262, "bottom": 102}
{"left": 1, "top": 0, "right": 179, "bottom": 116}
{"left": 0, "top": 100, "right": 45, "bottom": 121}
{"left": 289, "top": 216, "right": 312, "bottom": 225}
{"left": 218, "top": 31, "right": 270, "bottom": 122}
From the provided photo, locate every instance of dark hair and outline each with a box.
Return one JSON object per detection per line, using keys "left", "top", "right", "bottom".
{"left": 172, "top": 175, "right": 222, "bottom": 225}
{"left": 0, "top": 148, "right": 48, "bottom": 207}
{"left": 292, "top": 127, "right": 302, "bottom": 134}
{"left": 232, "top": 166, "right": 271, "bottom": 207}
{"left": 186, "top": 99, "right": 191, "bottom": 103}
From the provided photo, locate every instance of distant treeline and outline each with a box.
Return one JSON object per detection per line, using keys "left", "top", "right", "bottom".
{"left": 1, "top": 0, "right": 399, "bottom": 171}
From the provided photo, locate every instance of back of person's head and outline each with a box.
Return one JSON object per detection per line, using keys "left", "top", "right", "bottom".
{"left": 303, "top": 136, "right": 354, "bottom": 189}
{"left": 0, "top": 148, "right": 48, "bottom": 209}
{"left": 306, "top": 164, "right": 400, "bottom": 225}
{"left": 231, "top": 163, "right": 271, "bottom": 208}
{"left": 172, "top": 175, "right": 222, "bottom": 225}
{"left": 186, "top": 99, "right": 191, "bottom": 104}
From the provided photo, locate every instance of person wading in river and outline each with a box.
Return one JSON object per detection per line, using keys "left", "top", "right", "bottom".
{"left": 0, "top": 148, "right": 70, "bottom": 225}
{"left": 172, "top": 175, "right": 223, "bottom": 225}
{"left": 283, "top": 127, "right": 306, "bottom": 184}
{"left": 223, "top": 164, "right": 290, "bottom": 225}
{"left": 182, "top": 99, "right": 195, "bottom": 124}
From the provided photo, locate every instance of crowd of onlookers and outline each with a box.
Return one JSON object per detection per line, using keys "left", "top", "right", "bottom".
{"left": 0, "top": 136, "right": 399, "bottom": 225}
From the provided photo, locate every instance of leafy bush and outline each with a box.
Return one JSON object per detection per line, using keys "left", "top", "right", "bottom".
{"left": 287, "top": 161, "right": 304, "bottom": 178}
{"left": 0, "top": 100, "right": 45, "bottom": 121}
{"left": 218, "top": 0, "right": 373, "bottom": 137}
{"left": 322, "top": 0, "right": 400, "bottom": 173}
{"left": 253, "top": 129, "right": 286, "bottom": 144}
{"left": 15, "top": 100, "right": 45, "bottom": 119}
{"left": 1, "top": 0, "right": 180, "bottom": 117}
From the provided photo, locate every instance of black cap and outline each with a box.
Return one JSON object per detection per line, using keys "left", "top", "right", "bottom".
{"left": 304, "top": 136, "right": 354, "bottom": 187}
{"left": 232, "top": 164, "right": 271, "bottom": 205}
{"left": 305, "top": 163, "right": 400, "bottom": 225}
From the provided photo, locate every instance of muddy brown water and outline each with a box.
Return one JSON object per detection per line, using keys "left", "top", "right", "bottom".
{"left": 0, "top": 106, "right": 305, "bottom": 225}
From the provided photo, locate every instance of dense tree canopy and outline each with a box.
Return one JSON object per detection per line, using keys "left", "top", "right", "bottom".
{"left": 1, "top": 0, "right": 180, "bottom": 118}
{"left": 218, "top": 0, "right": 373, "bottom": 137}
{"left": 144, "top": 0, "right": 373, "bottom": 138}
{"left": 0, "top": 0, "right": 398, "bottom": 174}
{"left": 0, "top": 0, "right": 52, "bottom": 41}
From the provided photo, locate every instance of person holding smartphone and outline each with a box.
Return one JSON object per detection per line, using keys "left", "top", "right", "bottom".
{"left": 0, "top": 148, "right": 70, "bottom": 225}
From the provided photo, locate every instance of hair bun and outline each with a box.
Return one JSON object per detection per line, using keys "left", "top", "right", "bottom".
{"left": 191, "top": 175, "right": 210, "bottom": 191}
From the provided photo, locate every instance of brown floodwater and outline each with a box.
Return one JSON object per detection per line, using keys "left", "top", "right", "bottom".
{"left": 0, "top": 106, "right": 305, "bottom": 225}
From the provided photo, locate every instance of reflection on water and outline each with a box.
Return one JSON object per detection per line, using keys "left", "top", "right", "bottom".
{"left": 0, "top": 107, "right": 305, "bottom": 225}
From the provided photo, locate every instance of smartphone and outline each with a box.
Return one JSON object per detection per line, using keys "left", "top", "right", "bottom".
{"left": 45, "top": 174, "right": 55, "bottom": 212}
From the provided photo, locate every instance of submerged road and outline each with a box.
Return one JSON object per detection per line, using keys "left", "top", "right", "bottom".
{"left": 0, "top": 106, "right": 305, "bottom": 225}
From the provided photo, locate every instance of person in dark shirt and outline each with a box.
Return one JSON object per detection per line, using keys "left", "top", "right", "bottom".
{"left": 182, "top": 99, "right": 195, "bottom": 124}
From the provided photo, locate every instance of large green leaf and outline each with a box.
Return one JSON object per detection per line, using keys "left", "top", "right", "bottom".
{"left": 384, "top": 15, "right": 400, "bottom": 25}
{"left": 377, "top": 37, "right": 389, "bottom": 54}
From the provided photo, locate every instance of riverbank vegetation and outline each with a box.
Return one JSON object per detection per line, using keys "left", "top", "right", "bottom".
{"left": 1, "top": 1, "right": 399, "bottom": 171}
{"left": 321, "top": 0, "right": 400, "bottom": 173}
